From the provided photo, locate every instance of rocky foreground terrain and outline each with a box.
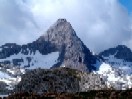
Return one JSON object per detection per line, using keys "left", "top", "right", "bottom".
{"left": 14, "top": 67, "right": 107, "bottom": 93}
{"left": 0, "top": 67, "right": 132, "bottom": 99}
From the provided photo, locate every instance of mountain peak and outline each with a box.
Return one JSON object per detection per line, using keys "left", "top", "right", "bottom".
{"left": 37, "top": 19, "right": 97, "bottom": 72}
{"left": 38, "top": 19, "right": 76, "bottom": 44}
{"left": 56, "top": 18, "right": 67, "bottom": 23}
{"left": 116, "top": 45, "right": 128, "bottom": 49}
{"left": 52, "top": 18, "right": 73, "bottom": 33}
{"left": 53, "top": 18, "right": 69, "bottom": 27}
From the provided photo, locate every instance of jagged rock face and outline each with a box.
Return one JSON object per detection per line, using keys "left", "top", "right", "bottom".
{"left": 99, "top": 45, "right": 132, "bottom": 62}
{"left": 0, "top": 43, "right": 21, "bottom": 59}
{"left": 37, "top": 19, "right": 97, "bottom": 72}
{"left": 0, "top": 81, "right": 9, "bottom": 94}
{"left": 78, "top": 72, "right": 107, "bottom": 91}
{"left": 0, "top": 19, "right": 97, "bottom": 72}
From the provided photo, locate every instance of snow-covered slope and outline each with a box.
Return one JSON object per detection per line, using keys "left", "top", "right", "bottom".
{"left": 0, "top": 51, "right": 59, "bottom": 69}
{"left": 97, "top": 45, "right": 132, "bottom": 90}
{"left": 99, "top": 45, "right": 132, "bottom": 77}
{"left": 103, "top": 55, "right": 132, "bottom": 75}
{"left": 26, "top": 51, "right": 59, "bottom": 69}
{"left": 94, "top": 62, "right": 132, "bottom": 90}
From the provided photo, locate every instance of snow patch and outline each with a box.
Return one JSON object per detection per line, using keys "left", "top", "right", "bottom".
{"left": 6, "top": 69, "right": 15, "bottom": 75}
{"left": 0, "top": 51, "right": 60, "bottom": 69}
{"left": 0, "top": 71, "right": 10, "bottom": 79}
{"left": 95, "top": 62, "right": 132, "bottom": 90}
{"left": 97, "top": 63, "right": 112, "bottom": 74}
{"left": 27, "top": 51, "right": 59, "bottom": 69}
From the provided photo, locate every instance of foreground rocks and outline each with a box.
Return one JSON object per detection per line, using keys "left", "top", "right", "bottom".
{"left": 14, "top": 67, "right": 107, "bottom": 93}
{"left": 14, "top": 68, "right": 80, "bottom": 93}
{"left": 0, "top": 82, "right": 8, "bottom": 94}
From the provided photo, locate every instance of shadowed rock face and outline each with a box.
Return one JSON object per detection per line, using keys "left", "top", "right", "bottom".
{"left": 99, "top": 45, "right": 132, "bottom": 62}
{"left": 0, "top": 43, "right": 21, "bottom": 59}
{"left": 0, "top": 19, "right": 98, "bottom": 72}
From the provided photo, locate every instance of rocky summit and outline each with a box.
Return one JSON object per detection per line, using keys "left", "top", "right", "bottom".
{"left": 37, "top": 19, "right": 98, "bottom": 72}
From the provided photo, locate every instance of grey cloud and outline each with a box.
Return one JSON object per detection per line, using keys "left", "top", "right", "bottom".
{"left": 0, "top": 0, "right": 39, "bottom": 45}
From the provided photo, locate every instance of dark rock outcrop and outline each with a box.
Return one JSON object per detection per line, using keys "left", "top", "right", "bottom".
{"left": 0, "top": 81, "right": 8, "bottom": 94}
{"left": 0, "top": 43, "right": 21, "bottom": 59}
{"left": 99, "top": 45, "right": 132, "bottom": 62}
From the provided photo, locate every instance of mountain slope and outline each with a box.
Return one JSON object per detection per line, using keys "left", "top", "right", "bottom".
{"left": 97, "top": 45, "right": 132, "bottom": 90}
{"left": 99, "top": 45, "right": 132, "bottom": 75}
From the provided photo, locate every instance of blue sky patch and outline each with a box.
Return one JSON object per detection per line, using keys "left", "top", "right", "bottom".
{"left": 119, "top": 0, "right": 132, "bottom": 13}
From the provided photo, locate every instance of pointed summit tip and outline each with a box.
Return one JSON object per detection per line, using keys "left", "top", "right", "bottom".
{"left": 57, "top": 18, "right": 67, "bottom": 23}
{"left": 116, "top": 45, "right": 128, "bottom": 49}
{"left": 51, "top": 18, "right": 73, "bottom": 31}
{"left": 54, "top": 18, "right": 70, "bottom": 26}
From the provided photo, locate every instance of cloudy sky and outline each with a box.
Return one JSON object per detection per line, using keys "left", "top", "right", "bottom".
{"left": 0, "top": 0, "right": 132, "bottom": 53}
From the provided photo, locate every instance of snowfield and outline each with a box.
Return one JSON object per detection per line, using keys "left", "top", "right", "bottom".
{"left": 0, "top": 51, "right": 59, "bottom": 69}
{"left": 94, "top": 62, "right": 132, "bottom": 90}
{"left": 27, "top": 51, "right": 59, "bottom": 69}
{"left": 0, "top": 71, "right": 11, "bottom": 79}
